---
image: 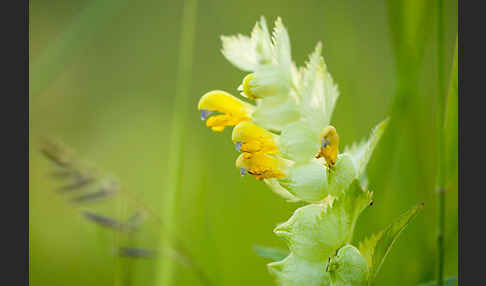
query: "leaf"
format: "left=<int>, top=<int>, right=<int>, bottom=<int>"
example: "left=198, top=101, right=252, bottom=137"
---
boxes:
left=268, top=253, right=330, bottom=286
left=263, top=178, right=301, bottom=202
left=220, top=16, right=276, bottom=71
left=280, top=121, right=320, bottom=163
left=358, top=232, right=381, bottom=272
left=298, top=45, right=340, bottom=134
left=338, top=180, right=374, bottom=240
left=220, top=34, right=258, bottom=71
left=274, top=180, right=371, bottom=261
left=253, top=245, right=289, bottom=262
left=271, top=17, right=292, bottom=81
left=417, top=276, right=458, bottom=286
left=278, top=160, right=328, bottom=202
left=273, top=198, right=349, bottom=262
left=252, top=16, right=273, bottom=64
left=345, top=118, right=389, bottom=177
left=251, top=17, right=292, bottom=98
left=252, top=95, right=300, bottom=132
left=327, top=153, right=358, bottom=196
left=299, top=42, right=322, bottom=102
left=328, top=245, right=368, bottom=286
left=359, top=203, right=424, bottom=284
left=252, top=63, right=292, bottom=97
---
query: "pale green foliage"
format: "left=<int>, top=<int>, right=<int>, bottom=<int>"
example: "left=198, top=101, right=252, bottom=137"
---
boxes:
left=268, top=253, right=331, bottom=286
left=221, top=34, right=258, bottom=71
left=252, top=18, right=292, bottom=97
left=297, top=43, right=340, bottom=135
left=222, top=17, right=292, bottom=98
left=274, top=199, right=350, bottom=262
left=278, top=161, right=328, bottom=202
left=220, top=17, right=272, bottom=71
left=252, top=95, right=300, bottom=131
left=358, top=203, right=424, bottom=284
left=328, top=245, right=368, bottom=286
left=358, top=233, right=381, bottom=272
left=278, top=119, right=388, bottom=203
left=337, top=180, right=374, bottom=237
left=327, top=154, right=358, bottom=197
left=274, top=181, right=372, bottom=262
left=280, top=122, right=320, bottom=162
left=264, top=178, right=300, bottom=203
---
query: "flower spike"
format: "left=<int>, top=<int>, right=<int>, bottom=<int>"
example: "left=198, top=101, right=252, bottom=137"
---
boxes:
left=197, top=17, right=406, bottom=286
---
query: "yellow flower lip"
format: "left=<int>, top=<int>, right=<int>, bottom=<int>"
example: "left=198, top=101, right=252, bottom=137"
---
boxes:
left=236, top=152, right=286, bottom=180
left=232, top=122, right=278, bottom=154
left=316, top=125, right=339, bottom=166
left=198, top=90, right=254, bottom=132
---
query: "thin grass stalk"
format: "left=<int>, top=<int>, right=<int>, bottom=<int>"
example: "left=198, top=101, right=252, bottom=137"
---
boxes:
left=40, top=139, right=211, bottom=285
left=436, top=1, right=446, bottom=285
left=435, top=34, right=458, bottom=286
left=156, top=1, right=198, bottom=286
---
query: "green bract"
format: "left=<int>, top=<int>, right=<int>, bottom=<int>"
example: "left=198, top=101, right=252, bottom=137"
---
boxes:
left=202, top=16, right=423, bottom=286
left=328, top=245, right=368, bottom=286
left=268, top=253, right=330, bottom=286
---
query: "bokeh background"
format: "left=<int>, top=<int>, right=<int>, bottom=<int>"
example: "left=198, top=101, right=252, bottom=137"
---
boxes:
left=29, top=0, right=458, bottom=285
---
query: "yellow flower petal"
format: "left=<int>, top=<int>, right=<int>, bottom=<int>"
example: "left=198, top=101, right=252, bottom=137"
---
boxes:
left=236, top=152, right=286, bottom=180
left=232, top=122, right=278, bottom=154
left=198, top=90, right=253, bottom=132
left=238, top=73, right=258, bottom=99
left=316, top=125, right=339, bottom=166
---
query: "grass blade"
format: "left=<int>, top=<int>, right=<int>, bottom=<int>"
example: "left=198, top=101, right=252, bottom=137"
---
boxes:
left=156, top=1, right=199, bottom=286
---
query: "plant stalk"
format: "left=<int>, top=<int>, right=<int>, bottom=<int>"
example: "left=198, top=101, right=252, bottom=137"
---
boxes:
left=156, top=0, right=198, bottom=286
left=436, top=0, right=445, bottom=285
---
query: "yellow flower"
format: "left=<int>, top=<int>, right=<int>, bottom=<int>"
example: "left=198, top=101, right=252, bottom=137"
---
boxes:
left=237, top=73, right=258, bottom=99
left=236, top=152, right=287, bottom=180
left=198, top=90, right=254, bottom=132
left=232, top=122, right=278, bottom=154
left=316, top=125, right=339, bottom=166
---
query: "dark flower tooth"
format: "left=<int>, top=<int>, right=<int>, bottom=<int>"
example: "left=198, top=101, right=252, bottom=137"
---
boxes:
left=235, top=141, right=243, bottom=152
left=81, top=211, right=122, bottom=230
left=118, top=247, right=157, bottom=259
left=200, top=109, right=212, bottom=121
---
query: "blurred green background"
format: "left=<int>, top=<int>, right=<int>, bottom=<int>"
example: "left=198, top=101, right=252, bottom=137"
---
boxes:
left=29, top=0, right=458, bottom=285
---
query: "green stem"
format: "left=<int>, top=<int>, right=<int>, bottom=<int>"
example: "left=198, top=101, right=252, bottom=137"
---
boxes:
left=436, top=1, right=445, bottom=285
left=156, top=1, right=198, bottom=286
